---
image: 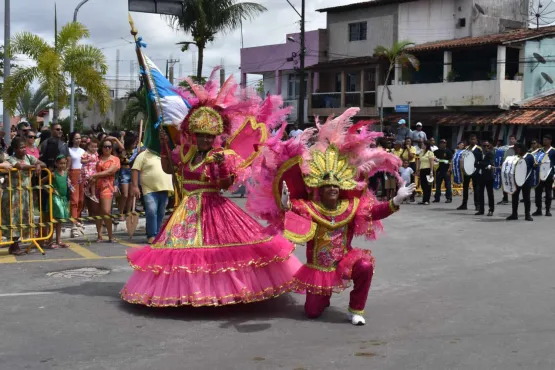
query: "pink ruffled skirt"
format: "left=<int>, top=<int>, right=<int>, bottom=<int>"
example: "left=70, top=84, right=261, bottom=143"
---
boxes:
left=121, top=192, right=302, bottom=307
left=294, top=248, right=375, bottom=296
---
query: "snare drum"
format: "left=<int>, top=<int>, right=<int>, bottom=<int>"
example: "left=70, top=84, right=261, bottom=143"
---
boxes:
left=452, top=150, right=464, bottom=184
left=461, top=150, right=476, bottom=176
left=494, top=146, right=514, bottom=189
left=502, top=155, right=522, bottom=194
left=534, top=150, right=552, bottom=181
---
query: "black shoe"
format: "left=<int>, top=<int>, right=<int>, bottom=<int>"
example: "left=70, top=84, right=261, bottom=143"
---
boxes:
left=445, top=199, right=452, bottom=204
left=487, top=211, right=493, bottom=217
left=506, top=214, right=518, bottom=220
left=497, top=200, right=508, bottom=205
left=546, top=211, right=552, bottom=217
left=475, top=211, right=484, bottom=215
left=532, top=210, right=542, bottom=216
left=418, top=202, right=425, bottom=205
left=525, top=215, right=534, bottom=221
left=432, top=200, right=440, bottom=203
left=457, top=205, right=467, bottom=210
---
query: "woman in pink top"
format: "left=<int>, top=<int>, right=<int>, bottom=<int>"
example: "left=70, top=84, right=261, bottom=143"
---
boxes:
left=25, top=130, right=40, bottom=159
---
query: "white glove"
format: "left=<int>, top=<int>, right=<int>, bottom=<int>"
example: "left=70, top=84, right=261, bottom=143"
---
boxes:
left=281, top=181, right=291, bottom=210
left=487, top=165, right=492, bottom=170
left=393, top=182, right=416, bottom=206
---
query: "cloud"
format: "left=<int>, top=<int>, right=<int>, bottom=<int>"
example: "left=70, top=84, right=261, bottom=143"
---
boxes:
left=0, top=0, right=349, bottom=83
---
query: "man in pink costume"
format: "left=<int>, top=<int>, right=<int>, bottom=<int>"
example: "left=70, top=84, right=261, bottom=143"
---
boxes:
left=247, top=108, right=415, bottom=325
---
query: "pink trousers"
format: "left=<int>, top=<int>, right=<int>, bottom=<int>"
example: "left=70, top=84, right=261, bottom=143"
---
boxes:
left=304, top=259, right=374, bottom=318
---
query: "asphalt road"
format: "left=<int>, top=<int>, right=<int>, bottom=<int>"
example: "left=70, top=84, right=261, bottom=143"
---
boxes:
left=1, top=193, right=554, bottom=370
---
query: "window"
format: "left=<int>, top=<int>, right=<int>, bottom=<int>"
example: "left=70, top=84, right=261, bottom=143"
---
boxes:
left=109, top=89, right=115, bottom=98
left=287, top=74, right=307, bottom=100
left=349, top=22, right=367, bottom=41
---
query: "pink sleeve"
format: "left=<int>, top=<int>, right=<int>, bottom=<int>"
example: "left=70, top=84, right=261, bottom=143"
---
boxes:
left=371, top=200, right=396, bottom=221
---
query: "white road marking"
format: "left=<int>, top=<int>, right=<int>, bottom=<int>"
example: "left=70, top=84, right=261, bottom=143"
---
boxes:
left=0, top=292, right=56, bottom=298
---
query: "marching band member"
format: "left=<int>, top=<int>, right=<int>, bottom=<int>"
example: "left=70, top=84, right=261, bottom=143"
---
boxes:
left=432, top=139, right=453, bottom=203
left=476, top=140, right=495, bottom=216
left=533, top=134, right=555, bottom=217
left=506, top=143, right=535, bottom=221
left=457, top=134, right=483, bottom=211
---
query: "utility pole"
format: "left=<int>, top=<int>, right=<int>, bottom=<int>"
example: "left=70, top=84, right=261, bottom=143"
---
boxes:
left=115, top=49, right=120, bottom=100
left=167, top=58, right=179, bottom=84
left=3, top=0, right=10, bottom=144
left=297, top=0, right=305, bottom=127
left=69, top=0, right=91, bottom=132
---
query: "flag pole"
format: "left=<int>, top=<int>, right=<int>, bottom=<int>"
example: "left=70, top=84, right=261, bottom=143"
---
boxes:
left=128, top=13, right=181, bottom=200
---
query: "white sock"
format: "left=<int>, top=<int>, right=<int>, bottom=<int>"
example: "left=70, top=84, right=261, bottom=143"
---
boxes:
left=347, top=311, right=366, bottom=326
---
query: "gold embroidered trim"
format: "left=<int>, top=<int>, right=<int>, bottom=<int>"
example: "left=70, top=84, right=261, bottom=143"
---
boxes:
left=181, top=188, right=220, bottom=196
left=305, top=262, right=338, bottom=272
left=348, top=307, right=364, bottom=315
left=272, top=156, right=304, bottom=208
left=181, top=145, right=196, bottom=165
left=128, top=240, right=295, bottom=273
left=120, top=280, right=296, bottom=307
left=225, top=116, right=268, bottom=169
left=304, top=145, right=358, bottom=190
left=293, top=278, right=350, bottom=295
left=311, top=199, right=349, bottom=217
left=283, top=221, right=317, bottom=244
left=388, top=199, right=399, bottom=213
left=188, top=106, right=224, bottom=136
left=150, top=236, right=274, bottom=250
left=303, top=198, right=360, bottom=229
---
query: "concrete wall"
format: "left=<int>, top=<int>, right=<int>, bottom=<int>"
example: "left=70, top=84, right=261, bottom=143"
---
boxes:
left=326, top=4, right=398, bottom=60
left=524, top=38, right=555, bottom=99
left=377, top=80, right=523, bottom=108
left=78, top=99, right=129, bottom=129
left=397, top=0, right=526, bottom=44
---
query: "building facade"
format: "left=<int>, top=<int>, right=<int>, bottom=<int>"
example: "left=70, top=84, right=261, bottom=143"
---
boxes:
left=240, top=29, right=328, bottom=123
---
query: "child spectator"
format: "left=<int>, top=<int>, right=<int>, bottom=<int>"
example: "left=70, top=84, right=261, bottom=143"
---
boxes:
left=399, top=160, right=414, bottom=204
left=43, top=155, right=71, bottom=249
left=81, top=138, right=99, bottom=203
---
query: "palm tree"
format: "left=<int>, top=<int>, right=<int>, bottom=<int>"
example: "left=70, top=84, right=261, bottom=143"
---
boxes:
left=16, top=84, right=52, bottom=127
left=121, top=88, right=148, bottom=131
left=168, top=0, right=267, bottom=81
left=374, top=40, right=420, bottom=130
left=3, top=22, right=110, bottom=124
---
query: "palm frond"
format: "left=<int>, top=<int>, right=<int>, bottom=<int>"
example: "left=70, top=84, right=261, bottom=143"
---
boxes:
left=74, top=67, right=111, bottom=113
left=10, top=32, right=50, bottom=60
left=3, top=67, right=40, bottom=114
left=216, top=3, right=267, bottom=33
left=64, top=44, right=109, bottom=76
left=57, top=22, right=90, bottom=51
left=391, top=40, right=415, bottom=55
left=398, top=53, right=420, bottom=71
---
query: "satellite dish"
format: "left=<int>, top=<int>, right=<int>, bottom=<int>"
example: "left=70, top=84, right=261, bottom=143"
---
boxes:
left=474, top=3, right=485, bottom=15
left=542, top=72, right=553, bottom=84
left=532, top=53, right=547, bottom=72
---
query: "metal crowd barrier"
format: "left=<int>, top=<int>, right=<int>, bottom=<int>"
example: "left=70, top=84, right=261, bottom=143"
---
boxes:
left=0, top=168, right=53, bottom=255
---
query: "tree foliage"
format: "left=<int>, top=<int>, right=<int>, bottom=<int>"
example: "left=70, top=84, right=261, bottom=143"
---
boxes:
left=16, top=84, right=52, bottom=127
left=121, top=88, right=148, bottom=131
left=168, top=0, right=266, bottom=80
left=3, top=22, right=111, bottom=123
left=374, top=40, right=420, bottom=129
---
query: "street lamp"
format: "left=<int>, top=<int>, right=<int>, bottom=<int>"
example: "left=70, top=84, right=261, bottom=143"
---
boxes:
left=69, top=0, right=91, bottom=132
left=3, top=0, right=10, bottom=144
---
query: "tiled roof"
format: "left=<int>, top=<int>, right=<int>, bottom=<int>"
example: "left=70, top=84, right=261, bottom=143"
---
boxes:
left=409, top=25, right=555, bottom=52
left=385, top=108, right=555, bottom=126
left=316, top=0, right=416, bottom=13
left=520, top=92, right=555, bottom=108
left=306, top=56, right=380, bottom=70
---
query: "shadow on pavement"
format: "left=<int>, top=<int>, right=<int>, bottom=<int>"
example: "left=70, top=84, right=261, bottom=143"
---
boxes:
left=43, top=281, right=348, bottom=329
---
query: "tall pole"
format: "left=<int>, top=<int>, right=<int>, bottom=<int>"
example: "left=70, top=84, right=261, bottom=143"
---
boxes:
left=3, top=0, right=10, bottom=145
left=297, top=0, right=305, bottom=126
left=69, top=0, right=90, bottom=132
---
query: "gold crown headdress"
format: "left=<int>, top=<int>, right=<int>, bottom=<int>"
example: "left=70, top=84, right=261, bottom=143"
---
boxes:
left=187, top=106, right=224, bottom=136
left=304, top=144, right=358, bottom=190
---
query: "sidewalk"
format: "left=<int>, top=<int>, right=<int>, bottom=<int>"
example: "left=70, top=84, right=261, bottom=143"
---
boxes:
left=60, top=217, right=147, bottom=240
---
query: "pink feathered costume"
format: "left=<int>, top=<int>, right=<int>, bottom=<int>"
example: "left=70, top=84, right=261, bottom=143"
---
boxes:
left=121, top=71, right=302, bottom=307
left=247, top=108, right=403, bottom=318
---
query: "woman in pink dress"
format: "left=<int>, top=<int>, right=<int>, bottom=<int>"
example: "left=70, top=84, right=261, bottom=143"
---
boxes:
left=121, top=74, right=301, bottom=307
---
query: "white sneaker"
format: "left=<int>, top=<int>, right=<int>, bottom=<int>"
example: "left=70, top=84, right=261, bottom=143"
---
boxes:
left=347, top=311, right=366, bottom=326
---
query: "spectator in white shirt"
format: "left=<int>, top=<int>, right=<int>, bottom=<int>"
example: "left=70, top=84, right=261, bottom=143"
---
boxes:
left=288, top=123, right=303, bottom=138
left=411, top=122, right=427, bottom=145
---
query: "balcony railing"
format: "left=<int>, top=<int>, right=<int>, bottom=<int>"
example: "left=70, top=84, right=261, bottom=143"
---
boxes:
left=312, top=92, right=341, bottom=108
left=345, top=92, right=360, bottom=107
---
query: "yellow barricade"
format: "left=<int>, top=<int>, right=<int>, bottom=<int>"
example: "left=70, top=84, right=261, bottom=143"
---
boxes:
left=0, top=168, right=53, bottom=255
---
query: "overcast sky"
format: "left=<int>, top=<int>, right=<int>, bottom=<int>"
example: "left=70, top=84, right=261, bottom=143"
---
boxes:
left=1, top=0, right=359, bottom=87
